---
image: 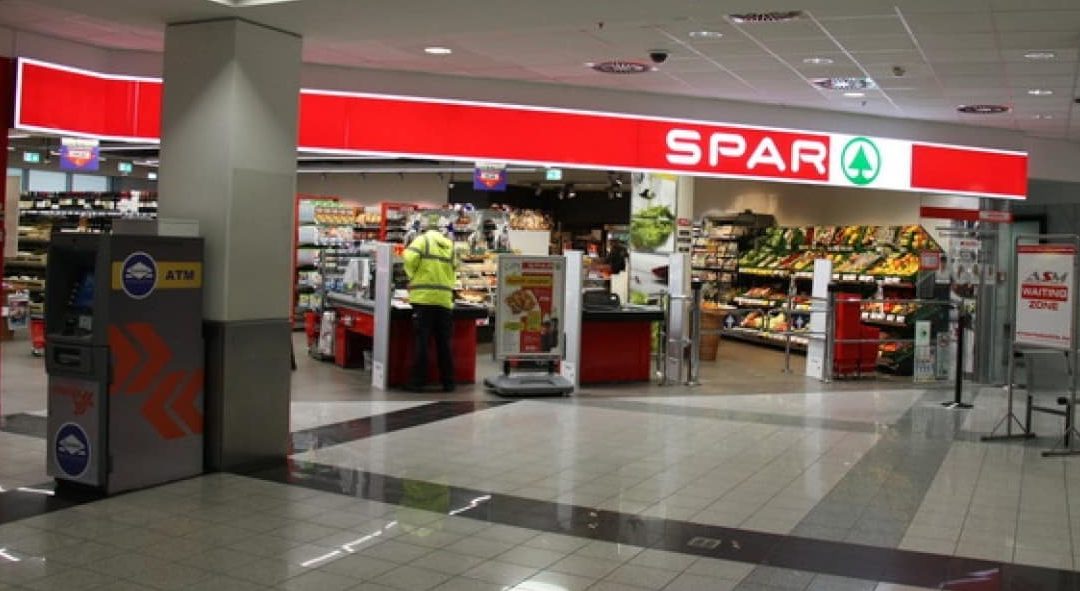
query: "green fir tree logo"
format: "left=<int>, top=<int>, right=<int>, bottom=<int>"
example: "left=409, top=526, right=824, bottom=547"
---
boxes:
left=841, top=137, right=881, bottom=186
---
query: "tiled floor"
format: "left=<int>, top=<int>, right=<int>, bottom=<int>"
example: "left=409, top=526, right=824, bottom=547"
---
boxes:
left=1, top=332, right=1079, bottom=589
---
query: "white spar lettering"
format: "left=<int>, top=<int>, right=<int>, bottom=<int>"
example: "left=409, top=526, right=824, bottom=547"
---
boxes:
left=665, top=129, right=827, bottom=174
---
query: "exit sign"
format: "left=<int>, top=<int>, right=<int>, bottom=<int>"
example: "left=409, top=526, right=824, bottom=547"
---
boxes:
left=22, top=151, right=41, bottom=164
left=545, top=168, right=563, bottom=181
left=118, top=162, right=133, bottom=174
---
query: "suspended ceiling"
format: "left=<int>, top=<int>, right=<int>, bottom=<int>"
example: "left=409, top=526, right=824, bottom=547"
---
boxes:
left=0, top=0, right=1079, bottom=140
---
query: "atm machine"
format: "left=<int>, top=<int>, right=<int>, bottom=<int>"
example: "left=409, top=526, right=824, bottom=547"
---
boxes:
left=45, top=233, right=204, bottom=493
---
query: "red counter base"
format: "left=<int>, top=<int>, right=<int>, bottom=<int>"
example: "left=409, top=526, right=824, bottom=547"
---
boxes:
left=331, top=306, right=478, bottom=386
left=388, top=317, right=478, bottom=387
left=580, top=320, right=652, bottom=384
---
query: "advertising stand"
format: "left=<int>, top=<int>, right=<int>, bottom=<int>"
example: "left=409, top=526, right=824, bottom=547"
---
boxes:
left=984, top=235, right=1080, bottom=457
left=485, top=255, right=573, bottom=396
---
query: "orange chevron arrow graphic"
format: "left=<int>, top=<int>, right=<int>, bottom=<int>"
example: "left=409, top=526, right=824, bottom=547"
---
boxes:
left=126, top=323, right=172, bottom=394
left=141, top=370, right=185, bottom=439
left=108, top=325, right=141, bottom=395
left=172, top=369, right=203, bottom=435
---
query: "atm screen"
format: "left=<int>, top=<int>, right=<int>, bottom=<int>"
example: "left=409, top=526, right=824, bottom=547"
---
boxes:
left=71, top=270, right=95, bottom=310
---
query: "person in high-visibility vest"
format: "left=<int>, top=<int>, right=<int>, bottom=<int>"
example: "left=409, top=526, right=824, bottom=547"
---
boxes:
left=402, top=216, right=458, bottom=392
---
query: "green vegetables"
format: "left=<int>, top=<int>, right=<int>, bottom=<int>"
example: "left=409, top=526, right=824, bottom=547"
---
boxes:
left=630, top=205, right=675, bottom=250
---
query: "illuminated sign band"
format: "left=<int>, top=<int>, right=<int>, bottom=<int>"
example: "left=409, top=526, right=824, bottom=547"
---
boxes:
left=14, top=58, right=1027, bottom=199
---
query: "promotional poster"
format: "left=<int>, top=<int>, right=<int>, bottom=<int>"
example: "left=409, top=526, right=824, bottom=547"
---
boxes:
left=497, top=256, right=564, bottom=357
left=1015, top=244, right=1076, bottom=350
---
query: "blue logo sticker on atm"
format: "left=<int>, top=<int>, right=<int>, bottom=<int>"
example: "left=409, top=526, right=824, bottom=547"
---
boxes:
left=55, top=422, right=90, bottom=478
left=119, top=251, right=157, bottom=299
left=112, top=253, right=201, bottom=296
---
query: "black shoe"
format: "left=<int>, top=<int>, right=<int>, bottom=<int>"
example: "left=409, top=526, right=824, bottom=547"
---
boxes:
left=441, top=383, right=456, bottom=393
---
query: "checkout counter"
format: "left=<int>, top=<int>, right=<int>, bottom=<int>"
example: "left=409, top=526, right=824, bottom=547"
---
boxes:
left=328, top=292, right=487, bottom=387
left=579, top=305, right=663, bottom=383
left=316, top=247, right=662, bottom=389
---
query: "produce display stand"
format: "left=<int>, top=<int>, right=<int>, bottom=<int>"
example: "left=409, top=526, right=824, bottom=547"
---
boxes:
left=484, top=255, right=573, bottom=396
left=984, top=234, right=1080, bottom=457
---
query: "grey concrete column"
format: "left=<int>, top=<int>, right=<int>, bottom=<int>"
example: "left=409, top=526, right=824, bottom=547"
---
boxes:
left=158, top=18, right=300, bottom=470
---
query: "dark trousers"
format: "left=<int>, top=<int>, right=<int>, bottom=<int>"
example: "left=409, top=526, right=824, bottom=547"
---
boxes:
left=410, top=304, right=454, bottom=388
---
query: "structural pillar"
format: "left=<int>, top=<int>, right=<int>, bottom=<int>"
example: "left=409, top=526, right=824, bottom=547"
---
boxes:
left=158, top=19, right=301, bottom=470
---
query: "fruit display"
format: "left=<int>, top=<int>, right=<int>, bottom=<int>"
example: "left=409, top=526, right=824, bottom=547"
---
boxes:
left=834, top=252, right=881, bottom=274
left=866, top=253, right=919, bottom=278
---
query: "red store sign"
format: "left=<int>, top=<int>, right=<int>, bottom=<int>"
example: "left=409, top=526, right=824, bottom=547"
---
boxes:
left=14, top=58, right=1028, bottom=199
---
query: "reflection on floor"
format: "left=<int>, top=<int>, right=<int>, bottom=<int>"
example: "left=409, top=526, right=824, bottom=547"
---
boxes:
left=2, top=331, right=1079, bottom=589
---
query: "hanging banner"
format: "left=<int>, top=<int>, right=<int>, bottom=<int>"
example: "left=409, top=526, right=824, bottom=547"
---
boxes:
left=496, top=256, right=565, bottom=358
left=59, top=137, right=99, bottom=171
left=1015, top=244, right=1076, bottom=350
left=473, top=162, right=507, bottom=191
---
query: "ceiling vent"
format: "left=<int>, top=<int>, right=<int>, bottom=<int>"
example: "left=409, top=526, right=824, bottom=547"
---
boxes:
left=957, top=104, right=1011, bottom=114
left=590, top=60, right=653, bottom=74
left=729, top=11, right=805, bottom=23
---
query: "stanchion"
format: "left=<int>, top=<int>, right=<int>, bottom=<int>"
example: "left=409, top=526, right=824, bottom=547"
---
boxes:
left=687, top=280, right=703, bottom=386
left=943, top=312, right=973, bottom=410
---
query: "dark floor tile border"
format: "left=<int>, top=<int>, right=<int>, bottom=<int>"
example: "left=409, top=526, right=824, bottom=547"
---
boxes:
left=288, top=400, right=516, bottom=453
left=557, top=398, right=886, bottom=433
left=0, top=413, right=47, bottom=439
left=0, top=401, right=514, bottom=527
left=238, top=459, right=1079, bottom=591
left=0, top=482, right=102, bottom=527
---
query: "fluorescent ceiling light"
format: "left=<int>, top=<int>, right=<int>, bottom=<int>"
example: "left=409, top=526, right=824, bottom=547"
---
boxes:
left=843, top=92, right=865, bottom=98
left=424, top=47, right=453, bottom=55
left=1027, top=89, right=1053, bottom=96
left=1024, top=51, right=1056, bottom=60
left=1034, top=113, right=1054, bottom=119
left=803, top=57, right=834, bottom=65
left=689, top=31, right=724, bottom=39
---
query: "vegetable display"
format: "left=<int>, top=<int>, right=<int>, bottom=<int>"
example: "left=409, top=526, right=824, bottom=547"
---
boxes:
left=630, top=205, right=675, bottom=251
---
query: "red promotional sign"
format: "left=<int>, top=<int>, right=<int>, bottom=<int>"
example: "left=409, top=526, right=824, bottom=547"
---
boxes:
left=920, top=206, right=1014, bottom=223
left=14, top=58, right=1028, bottom=199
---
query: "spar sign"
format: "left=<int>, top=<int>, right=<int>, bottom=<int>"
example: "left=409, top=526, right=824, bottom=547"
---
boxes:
left=1015, top=244, right=1077, bottom=349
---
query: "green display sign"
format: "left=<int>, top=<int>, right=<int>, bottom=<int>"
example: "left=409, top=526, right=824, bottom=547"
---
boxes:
left=22, top=151, right=41, bottom=164
left=118, top=162, right=133, bottom=174
left=545, top=168, right=563, bottom=181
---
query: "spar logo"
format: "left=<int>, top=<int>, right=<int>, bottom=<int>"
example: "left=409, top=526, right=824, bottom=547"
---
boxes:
left=664, top=129, right=828, bottom=176
left=841, top=137, right=881, bottom=186
left=1022, top=270, right=1069, bottom=309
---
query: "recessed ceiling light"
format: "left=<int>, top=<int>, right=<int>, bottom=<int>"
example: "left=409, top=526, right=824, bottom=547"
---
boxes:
left=729, top=11, right=805, bottom=23
left=811, top=77, right=876, bottom=91
left=689, top=31, right=724, bottom=39
left=1034, top=113, right=1054, bottom=119
left=957, top=104, right=1011, bottom=114
left=803, top=57, right=834, bottom=65
left=423, top=46, right=452, bottom=55
left=843, top=92, right=865, bottom=98
left=1024, top=51, right=1056, bottom=60
left=1027, top=88, right=1053, bottom=96
left=590, top=60, right=653, bottom=74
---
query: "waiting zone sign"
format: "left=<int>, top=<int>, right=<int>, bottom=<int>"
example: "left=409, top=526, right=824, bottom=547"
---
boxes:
left=14, top=57, right=1027, bottom=199
left=1015, top=244, right=1077, bottom=350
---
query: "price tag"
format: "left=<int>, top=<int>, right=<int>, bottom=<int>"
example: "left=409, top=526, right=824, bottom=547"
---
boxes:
left=895, top=315, right=906, bottom=324
left=872, top=313, right=885, bottom=320
left=842, top=274, right=857, bottom=281
left=886, top=314, right=897, bottom=322
left=859, top=275, right=874, bottom=282
left=884, top=277, right=900, bottom=284
left=831, top=273, right=840, bottom=280
left=861, top=312, right=870, bottom=320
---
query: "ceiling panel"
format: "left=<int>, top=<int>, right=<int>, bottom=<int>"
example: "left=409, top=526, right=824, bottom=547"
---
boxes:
left=831, top=35, right=917, bottom=52
left=993, top=10, right=1080, bottom=31
left=815, top=15, right=911, bottom=37
left=901, top=11, right=996, bottom=33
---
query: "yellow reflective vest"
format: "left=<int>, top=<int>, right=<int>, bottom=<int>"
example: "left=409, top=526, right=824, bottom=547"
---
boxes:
left=403, top=230, right=457, bottom=309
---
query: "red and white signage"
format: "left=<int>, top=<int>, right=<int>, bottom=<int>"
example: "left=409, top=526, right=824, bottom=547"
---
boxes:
left=920, top=206, right=1014, bottom=223
left=14, top=57, right=1028, bottom=199
left=1015, top=244, right=1076, bottom=349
